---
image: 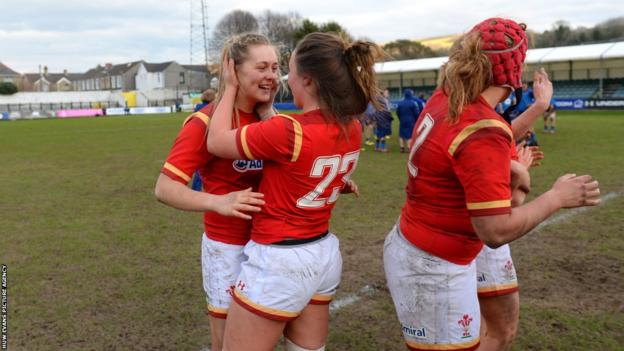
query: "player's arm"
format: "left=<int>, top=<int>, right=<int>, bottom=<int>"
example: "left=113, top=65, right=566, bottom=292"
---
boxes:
left=154, top=174, right=264, bottom=220
left=207, top=58, right=243, bottom=159
left=472, top=174, right=600, bottom=248
left=510, top=160, right=530, bottom=207
left=511, top=68, right=552, bottom=139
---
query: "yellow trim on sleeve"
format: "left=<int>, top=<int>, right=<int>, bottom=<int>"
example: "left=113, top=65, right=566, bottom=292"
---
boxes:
left=448, top=119, right=512, bottom=156
left=163, top=162, right=192, bottom=182
left=240, top=125, right=256, bottom=160
left=466, top=199, right=511, bottom=210
left=182, top=112, right=211, bottom=126
left=406, top=338, right=480, bottom=350
left=275, top=114, right=303, bottom=162
left=234, top=290, right=299, bottom=319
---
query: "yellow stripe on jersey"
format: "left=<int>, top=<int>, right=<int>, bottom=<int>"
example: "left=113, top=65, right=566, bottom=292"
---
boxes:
left=406, top=338, right=480, bottom=350
left=275, top=114, right=303, bottom=162
left=195, top=111, right=210, bottom=124
left=466, top=199, right=511, bottom=210
left=447, top=119, right=512, bottom=156
left=234, top=290, right=299, bottom=319
left=163, top=162, right=192, bottom=182
left=182, top=112, right=211, bottom=126
left=240, top=125, right=256, bottom=160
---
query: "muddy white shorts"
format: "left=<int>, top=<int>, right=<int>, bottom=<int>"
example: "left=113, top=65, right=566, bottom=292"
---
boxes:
left=475, top=244, right=518, bottom=298
left=201, top=234, right=246, bottom=319
left=232, top=233, right=342, bottom=321
left=384, top=225, right=480, bottom=351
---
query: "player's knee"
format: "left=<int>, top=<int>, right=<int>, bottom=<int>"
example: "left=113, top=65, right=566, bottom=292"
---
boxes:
left=285, top=338, right=325, bottom=351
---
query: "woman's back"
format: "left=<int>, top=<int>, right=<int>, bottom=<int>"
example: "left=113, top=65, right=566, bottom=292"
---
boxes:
left=237, top=110, right=362, bottom=244
left=400, top=89, right=514, bottom=265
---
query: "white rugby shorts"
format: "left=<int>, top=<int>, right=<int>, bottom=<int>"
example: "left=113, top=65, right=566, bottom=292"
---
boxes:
left=384, top=225, right=480, bottom=351
left=201, top=234, right=246, bottom=319
left=232, top=233, right=342, bottom=321
left=476, top=244, right=518, bottom=297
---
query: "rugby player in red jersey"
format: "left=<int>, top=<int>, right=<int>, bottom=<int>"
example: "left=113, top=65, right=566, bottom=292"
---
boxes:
left=207, top=32, right=383, bottom=351
left=154, top=33, right=279, bottom=351
left=383, top=18, right=600, bottom=351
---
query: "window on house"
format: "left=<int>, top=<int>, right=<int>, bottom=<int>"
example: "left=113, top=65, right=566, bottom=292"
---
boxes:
left=179, top=72, right=185, bottom=84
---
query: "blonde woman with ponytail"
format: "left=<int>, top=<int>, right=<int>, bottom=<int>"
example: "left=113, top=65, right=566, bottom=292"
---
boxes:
left=207, top=32, right=383, bottom=351
left=384, top=18, right=600, bottom=351
left=154, top=33, right=280, bottom=351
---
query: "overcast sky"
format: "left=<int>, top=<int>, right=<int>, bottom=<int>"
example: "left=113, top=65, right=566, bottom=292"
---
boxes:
left=0, top=0, right=621, bottom=73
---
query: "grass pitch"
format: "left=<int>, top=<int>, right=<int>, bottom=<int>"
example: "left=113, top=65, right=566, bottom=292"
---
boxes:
left=0, top=110, right=622, bottom=350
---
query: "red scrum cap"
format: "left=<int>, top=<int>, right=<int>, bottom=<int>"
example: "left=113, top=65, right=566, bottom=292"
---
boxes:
left=471, top=18, right=528, bottom=89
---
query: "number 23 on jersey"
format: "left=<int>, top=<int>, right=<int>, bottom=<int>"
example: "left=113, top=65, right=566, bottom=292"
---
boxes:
left=297, top=151, right=360, bottom=209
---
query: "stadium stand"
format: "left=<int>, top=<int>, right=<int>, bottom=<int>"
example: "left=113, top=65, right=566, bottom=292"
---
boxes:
left=376, top=41, right=624, bottom=103
left=552, top=80, right=600, bottom=99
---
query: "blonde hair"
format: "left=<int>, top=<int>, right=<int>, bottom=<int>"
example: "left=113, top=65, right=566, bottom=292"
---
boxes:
left=294, top=32, right=385, bottom=125
left=437, top=31, right=492, bottom=123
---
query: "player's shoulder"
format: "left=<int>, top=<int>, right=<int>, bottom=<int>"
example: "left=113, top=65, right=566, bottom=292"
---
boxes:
left=183, top=102, right=215, bottom=127
left=447, top=109, right=512, bottom=156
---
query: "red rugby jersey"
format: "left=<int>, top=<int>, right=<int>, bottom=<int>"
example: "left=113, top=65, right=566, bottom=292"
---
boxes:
left=235, top=110, right=362, bottom=244
left=400, top=90, right=514, bottom=265
left=161, top=103, right=263, bottom=245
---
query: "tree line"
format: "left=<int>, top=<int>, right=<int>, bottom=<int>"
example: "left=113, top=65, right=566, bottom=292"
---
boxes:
left=211, top=11, right=624, bottom=63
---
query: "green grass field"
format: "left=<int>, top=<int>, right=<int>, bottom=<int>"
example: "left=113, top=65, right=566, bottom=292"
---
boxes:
left=1, top=110, right=622, bottom=350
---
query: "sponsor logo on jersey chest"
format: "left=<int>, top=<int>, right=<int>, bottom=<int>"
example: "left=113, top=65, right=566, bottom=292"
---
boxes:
left=233, top=160, right=263, bottom=172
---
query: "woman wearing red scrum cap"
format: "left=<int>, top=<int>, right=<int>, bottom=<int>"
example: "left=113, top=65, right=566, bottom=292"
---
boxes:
left=154, top=33, right=280, bottom=351
left=383, top=18, right=600, bottom=351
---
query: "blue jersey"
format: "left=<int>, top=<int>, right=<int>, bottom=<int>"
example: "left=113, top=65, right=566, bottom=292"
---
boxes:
left=516, top=88, right=535, bottom=114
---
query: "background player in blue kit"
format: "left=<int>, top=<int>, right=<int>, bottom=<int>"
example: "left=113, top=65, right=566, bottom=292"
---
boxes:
left=396, top=89, right=421, bottom=153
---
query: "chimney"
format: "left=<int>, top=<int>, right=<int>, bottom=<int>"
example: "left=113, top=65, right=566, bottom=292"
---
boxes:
left=105, top=63, right=113, bottom=70
left=63, top=69, right=68, bottom=76
left=43, top=65, right=48, bottom=75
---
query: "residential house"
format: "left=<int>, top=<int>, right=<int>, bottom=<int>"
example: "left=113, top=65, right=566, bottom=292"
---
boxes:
left=22, top=67, right=84, bottom=92
left=73, top=61, right=142, bottom=92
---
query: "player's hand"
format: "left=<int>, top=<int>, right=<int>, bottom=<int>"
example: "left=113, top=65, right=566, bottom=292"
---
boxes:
left=532, top=68, right=553, bottom=110
left=341, top=179, right=360, bottom=197
left=550, top=174, right=601, bottom=208
left=516, top=143, right=534, bottom=170
left=214, top=187, right=265, bottom=220
left=527, top=145, right=544, bottom=167
left=223, top=57, right=239, bottom=91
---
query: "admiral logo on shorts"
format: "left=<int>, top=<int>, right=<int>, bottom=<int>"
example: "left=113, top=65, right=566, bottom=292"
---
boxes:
left=232, top=159, right=263, bottom=172
left=402, top=325, right=427, bottom=340
left=477, top=273, right=486, bottom=283
left=458, top=314, right=473, bottom=339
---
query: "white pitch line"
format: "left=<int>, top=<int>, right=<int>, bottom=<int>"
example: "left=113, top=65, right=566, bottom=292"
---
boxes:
left=532, top=192, right=620, bottom=232
left=330, top=285, right=376, bottom=313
